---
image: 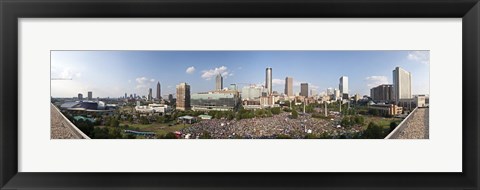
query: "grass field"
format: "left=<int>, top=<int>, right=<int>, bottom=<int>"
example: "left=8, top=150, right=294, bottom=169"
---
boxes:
left=363, top=115, right=403, bottom=130
left=121, top=122, right=191, bottom=136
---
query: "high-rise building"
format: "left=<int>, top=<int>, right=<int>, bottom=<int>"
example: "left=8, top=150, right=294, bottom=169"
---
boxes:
left=125, top=93, right=127, bottom=99
left=87, top=91, right=92, bottom=100
left=334, top=88, right=340, bottom=100
left=229, top=84, right=237, bottom=91
left=176, top=82, right=191, bottom=110
left=241, top=85, right=264, bottom=100
left=370, top=84, right=394, bottom=103
left=300, top=83, right=308, bottom=97
left=168, top=94, right=174, bottom=102
left=310, top=89, right=318, bottom=97
left=216, top=74, right=223, bottom=90
left=265, top=67, right=272, bottom=95
left=78, top=93, right=83, bottom=100
left=339, top=76, right=349, bottom=99
left=285, top=77, right=293, bottom=96
left=326, top=88, right=334, bottom=96
left=393, top=67, right=412, bottom=102
left=148, top=88, right=153, bottom=101
left=156, top=82, right=161, bottom=100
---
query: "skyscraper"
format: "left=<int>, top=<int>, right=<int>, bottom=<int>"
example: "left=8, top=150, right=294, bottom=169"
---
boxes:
left=393, top=67, right=412, bottom=102
left=339, top=76, right=349, bottom=99
left=326, top=88, right=334, bottom=96
left=285, top=77, right=293, bottom=96
left=156, top=81, right=161, bottom=100
left=300, top=83, right=308, bottom=97
left=310, top=89, right=318, bottom=97
left=216, top=74, right=223, bottom=90
left=78, top=93, right=83, bottom=100
left=87, top=91, right=92, bottom=100
left=176, top=82, right=191, bottom=110
left=370, top=84, right=394, bottom=102
left=125, top=93, right=127, bottom=99
left=265, top=67, right=272, bottom=95
left=148, top=88, right=153, bottom=101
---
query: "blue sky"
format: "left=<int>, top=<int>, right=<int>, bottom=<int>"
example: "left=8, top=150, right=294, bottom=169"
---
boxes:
left=51, top=50, right=429, bottom=98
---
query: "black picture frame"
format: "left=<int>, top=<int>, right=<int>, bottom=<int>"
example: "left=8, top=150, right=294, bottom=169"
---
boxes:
left=1, top=0, right=479, bottom=189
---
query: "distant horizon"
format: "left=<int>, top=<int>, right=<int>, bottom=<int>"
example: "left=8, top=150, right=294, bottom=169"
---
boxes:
left=51, top=50, right=430, bottom=98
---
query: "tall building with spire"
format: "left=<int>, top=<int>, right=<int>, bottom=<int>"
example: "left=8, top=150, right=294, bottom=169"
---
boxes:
left=216, top=74, right=223, bottom=90
left=285, top=77, right=293, bottom=96
left=265, top=67, right=272, bottom=95
left=156, top=81, right=161, bottom=100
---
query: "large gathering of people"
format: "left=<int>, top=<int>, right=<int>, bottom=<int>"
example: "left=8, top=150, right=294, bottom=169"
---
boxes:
left=181, top=112, right=364, bottom=139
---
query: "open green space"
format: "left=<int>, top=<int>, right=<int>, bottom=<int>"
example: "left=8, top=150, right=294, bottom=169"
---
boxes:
left=121, top=122, right=191, bottom=136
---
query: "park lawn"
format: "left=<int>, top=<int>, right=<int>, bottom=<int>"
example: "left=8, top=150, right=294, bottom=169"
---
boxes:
left=124, top=122, right=191, bottom=136
left=362, top=116, right=403, bottom=130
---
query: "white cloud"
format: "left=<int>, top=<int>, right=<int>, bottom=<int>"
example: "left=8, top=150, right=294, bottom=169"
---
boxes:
left=201, top=66, right=230, bottom=80
left=186, top=66, right=196, bottom=74
left=407, top=51, right=429, bottom=64
left=135, top=77, right=155, bottom=92
left=52, top=67, right=81, bottom=79
left=272, top=78, right=285, bottom=86
left=365, top=76, right=389, bottom=88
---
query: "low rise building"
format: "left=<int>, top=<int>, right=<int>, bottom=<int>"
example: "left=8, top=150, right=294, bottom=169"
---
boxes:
left=369, top=104, right=403, bottom=116
left=191, top=90, right=240, bottom=111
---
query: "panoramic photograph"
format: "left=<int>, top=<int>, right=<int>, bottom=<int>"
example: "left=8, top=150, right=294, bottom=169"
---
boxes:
left=50, top=50, right=429, bottom=139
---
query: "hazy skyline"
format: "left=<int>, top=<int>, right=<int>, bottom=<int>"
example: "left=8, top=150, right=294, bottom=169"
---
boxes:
left=51, top=50, right=430, bottom=98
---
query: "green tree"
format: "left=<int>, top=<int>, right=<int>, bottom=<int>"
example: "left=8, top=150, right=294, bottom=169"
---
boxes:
left=341, top=117, right=351, bottom=127
left=304, top=134, right=318, bottom=139
left=276, top=134, right=292, bottom=139
left=271, top=107, right=281, bottom=115
left=389, top=121, right=398, bottom=132
left=163, top=132, right=178, bottom=139
left=110, top=118, right=119, bottom=128
left=199, top=131, right=212, bottom=139
left=362, top=122, right=385, bottom=139
left=156, top=116, right=166, bottom=123
left=291, top=110, right=299, bottom=119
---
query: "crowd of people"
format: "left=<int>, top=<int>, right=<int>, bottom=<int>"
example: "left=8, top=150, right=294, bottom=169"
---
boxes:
left=180, top=112, right=363, bottom=139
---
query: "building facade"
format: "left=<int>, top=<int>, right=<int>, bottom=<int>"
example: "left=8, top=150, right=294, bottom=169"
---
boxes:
left=148, top=88, right=153, bottom=101
left=87, top=91, right=92, bottom=100
left=176, top=82, right=191, bottom=110
left=241, top=85, right=264, bottom=100
left=229, top=84, right=237, bottom=91
left=265, top=67, right=272, bottom=95
left=300, top=83, right=308, bottom=97
left=191, top=91, right=240, bottom=111
left=370, top=84, right=394, bottom=103
left=78, top=93, right=83, bottom=100
left=284, top=77, right=293, bottom=97
left=339, top=76, right=348, bottom=98
left=156, top=82, right=161, bottom=100
left=393, top=67, right=412, bottom=102
left=216, top=74, right=223, bottom=91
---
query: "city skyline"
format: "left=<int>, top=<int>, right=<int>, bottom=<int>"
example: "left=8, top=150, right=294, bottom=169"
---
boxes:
left=51, top=50, right=430, bottom=98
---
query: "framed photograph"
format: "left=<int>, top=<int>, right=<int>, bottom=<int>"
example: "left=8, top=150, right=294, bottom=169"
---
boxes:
left=1, top=0, right=479, bottom=189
